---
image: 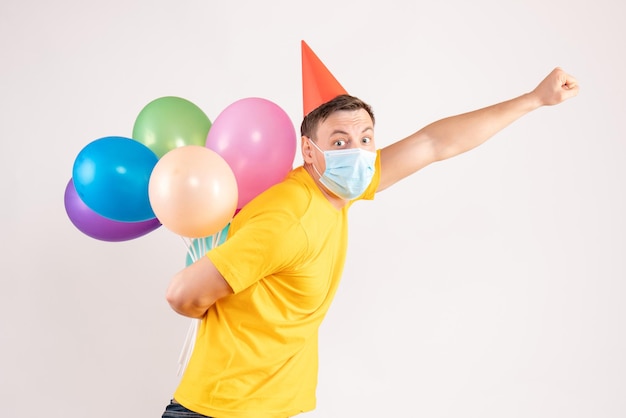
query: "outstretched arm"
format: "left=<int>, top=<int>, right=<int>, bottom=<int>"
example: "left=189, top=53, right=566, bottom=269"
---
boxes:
left=378, top=67, right=579, bottom=191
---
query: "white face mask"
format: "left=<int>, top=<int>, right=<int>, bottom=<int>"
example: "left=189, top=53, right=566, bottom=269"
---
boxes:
left=309, top=139, right=377, bottom=200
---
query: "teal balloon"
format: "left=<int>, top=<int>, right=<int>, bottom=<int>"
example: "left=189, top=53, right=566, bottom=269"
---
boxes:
left=185, top=223, right=230, bottom=266
left=133, top=96, right=212, bottom=158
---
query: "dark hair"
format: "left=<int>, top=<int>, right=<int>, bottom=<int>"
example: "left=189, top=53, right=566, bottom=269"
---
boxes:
left=300, top=94, right=375, bottom=139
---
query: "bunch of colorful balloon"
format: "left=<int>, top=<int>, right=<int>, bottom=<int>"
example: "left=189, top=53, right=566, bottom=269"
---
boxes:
left=66, top=95, right=296, bottom=375
left=65, top=96, right=297, bottom=248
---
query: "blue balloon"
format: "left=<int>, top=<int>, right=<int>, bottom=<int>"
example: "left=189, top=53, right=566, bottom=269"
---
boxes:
left=72, top=136, right=158, bottom=222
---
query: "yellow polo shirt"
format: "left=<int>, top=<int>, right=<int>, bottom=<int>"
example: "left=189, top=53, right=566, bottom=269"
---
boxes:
left=174, top=154, right=381, bottom=417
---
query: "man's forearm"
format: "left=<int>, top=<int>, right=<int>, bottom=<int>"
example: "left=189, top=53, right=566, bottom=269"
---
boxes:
left=423, top=92, right=542, bottom=163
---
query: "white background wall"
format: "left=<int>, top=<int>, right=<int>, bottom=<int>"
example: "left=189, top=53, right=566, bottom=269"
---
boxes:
left=2, top=0, right=625, bottom=417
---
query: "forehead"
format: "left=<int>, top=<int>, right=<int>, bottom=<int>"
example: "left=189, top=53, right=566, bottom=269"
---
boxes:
left=316, top=108, right=374, bottom=137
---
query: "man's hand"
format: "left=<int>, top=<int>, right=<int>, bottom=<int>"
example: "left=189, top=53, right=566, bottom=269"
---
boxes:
left=532, top=67, right=580, bottom=107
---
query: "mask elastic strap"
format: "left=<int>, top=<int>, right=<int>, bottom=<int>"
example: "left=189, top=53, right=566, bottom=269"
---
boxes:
left=308, top=138, right=324, bottom=154
left=307, top=138, right=325, bottom=179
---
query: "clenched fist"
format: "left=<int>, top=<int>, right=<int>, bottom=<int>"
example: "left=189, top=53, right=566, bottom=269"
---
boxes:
left=532, top=67, right=579, bottom=106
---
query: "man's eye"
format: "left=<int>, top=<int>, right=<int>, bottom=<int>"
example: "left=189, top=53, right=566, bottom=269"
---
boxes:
left=334, top=139, right=346, bottom=147
left=361, top=137, right=371, bottom=144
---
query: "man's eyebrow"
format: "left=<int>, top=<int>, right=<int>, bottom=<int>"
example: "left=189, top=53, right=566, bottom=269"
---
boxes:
left=329, top=127, right=374, bottom=136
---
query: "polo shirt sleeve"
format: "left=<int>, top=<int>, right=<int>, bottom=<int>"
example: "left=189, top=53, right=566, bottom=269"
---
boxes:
left=206, top=212, right=309, bottom=294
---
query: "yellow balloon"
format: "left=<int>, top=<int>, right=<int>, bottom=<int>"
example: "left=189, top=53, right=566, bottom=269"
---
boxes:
left=148, top=146, right=238, bottom=238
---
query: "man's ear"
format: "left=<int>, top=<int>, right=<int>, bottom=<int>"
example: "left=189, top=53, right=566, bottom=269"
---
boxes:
left=301, top=136, right=314, bottom=162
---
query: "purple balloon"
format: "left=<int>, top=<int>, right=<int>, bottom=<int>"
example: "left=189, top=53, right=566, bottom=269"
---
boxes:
left=206, top=97, right=296, bottom=209
left=64, top=178, right=161, bottom=242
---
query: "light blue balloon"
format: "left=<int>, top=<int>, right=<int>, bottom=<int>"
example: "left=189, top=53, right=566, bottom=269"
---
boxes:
left=72, top=136, right=158, bottom=222
left=185, top=223, right=230, bottom=266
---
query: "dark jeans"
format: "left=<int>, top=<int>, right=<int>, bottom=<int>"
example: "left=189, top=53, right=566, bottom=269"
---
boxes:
left=161, top=399, right=213, bottom=418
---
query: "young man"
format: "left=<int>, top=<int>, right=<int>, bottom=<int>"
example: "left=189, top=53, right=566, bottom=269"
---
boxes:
left=162, top=42, right=579, bottom=417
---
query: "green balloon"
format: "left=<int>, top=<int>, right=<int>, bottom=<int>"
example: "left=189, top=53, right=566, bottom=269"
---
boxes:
left=132, top=96, right=212, bottom=158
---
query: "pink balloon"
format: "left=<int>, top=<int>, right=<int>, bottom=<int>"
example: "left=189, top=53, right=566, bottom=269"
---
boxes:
left=148, top=146, right=238, bottom=238
left=206, top=97, right=296, bottom=208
